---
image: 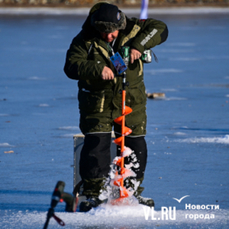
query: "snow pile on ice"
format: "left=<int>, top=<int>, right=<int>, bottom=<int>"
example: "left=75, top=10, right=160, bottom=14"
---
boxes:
left=0, top=143, right=14, bottom=147
left=175, top=135, right=229, bottom=144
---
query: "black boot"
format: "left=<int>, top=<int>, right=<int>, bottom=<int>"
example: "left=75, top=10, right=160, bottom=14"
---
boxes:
left=79, top=196, right=103, bottom=212
left=136, top=195, right=154, bottom=207
left=133, top=178, right=155, bottom=207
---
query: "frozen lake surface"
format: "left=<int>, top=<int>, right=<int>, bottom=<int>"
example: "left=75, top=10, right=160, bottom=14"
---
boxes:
left=0, top=8, right=229, bottom=228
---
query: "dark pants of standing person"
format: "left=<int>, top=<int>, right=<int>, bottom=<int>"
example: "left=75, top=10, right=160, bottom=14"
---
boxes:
left=79, top=132, right=147, bottom=197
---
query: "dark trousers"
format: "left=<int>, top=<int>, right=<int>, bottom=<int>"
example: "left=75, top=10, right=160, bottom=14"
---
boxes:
left=79, top=132, right=147, bottom=196
left=80, top=133, right=112, bottom=179
left=116, top=134, right=148, bottom=179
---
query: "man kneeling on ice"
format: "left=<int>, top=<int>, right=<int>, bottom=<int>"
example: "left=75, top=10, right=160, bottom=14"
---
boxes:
left=64, top=2, right=168, bottom=212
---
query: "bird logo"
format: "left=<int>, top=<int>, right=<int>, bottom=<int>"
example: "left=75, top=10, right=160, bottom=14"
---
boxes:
left=173, top=195, right=190, bottom=203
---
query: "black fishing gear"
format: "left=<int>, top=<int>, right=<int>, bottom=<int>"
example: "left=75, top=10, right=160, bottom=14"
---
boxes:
left=43, top=181, right=78, bottom=229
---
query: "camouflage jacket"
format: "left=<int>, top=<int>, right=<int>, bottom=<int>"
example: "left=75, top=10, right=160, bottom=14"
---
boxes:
left=64, top=4, right=168, bottom=135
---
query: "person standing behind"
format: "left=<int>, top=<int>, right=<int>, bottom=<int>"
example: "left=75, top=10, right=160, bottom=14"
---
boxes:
left=64, top=2, right=168, bottom=212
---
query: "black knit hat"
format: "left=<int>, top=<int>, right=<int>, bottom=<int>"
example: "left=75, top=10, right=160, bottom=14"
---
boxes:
left=91, top=3, right=126, bottom=33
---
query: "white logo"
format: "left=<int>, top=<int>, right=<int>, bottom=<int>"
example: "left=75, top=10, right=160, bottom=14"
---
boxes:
left=173, top=195, right=190, bottom=203
left=140, top=29, right=158, bottom=46
left=142, top=195, right=220, bottom=222
left=143, top=206, right=176, bottom=221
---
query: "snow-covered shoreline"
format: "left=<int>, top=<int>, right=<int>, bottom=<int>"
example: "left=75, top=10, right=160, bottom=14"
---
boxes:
left=0, top=6, right=229, bottom=15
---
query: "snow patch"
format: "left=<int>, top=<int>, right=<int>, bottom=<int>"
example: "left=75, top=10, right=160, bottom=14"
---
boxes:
left=161, top=88, right=177, bottom=92
left=161, top=48, right=194, bottom=53
left=175, top=135, right=229, bottom=144
left=0, top=143, right=14, bottom=147
left=59, top=133, right=76, bottom=138
left=167, top=42, right=196, bottom=47
left=145, top=69, right=183, bottom=75
left=165, top=97, right=187, bottom=101
left=174, top=132, right=186, bottom=136
left=169, top=57, right=201, bottom=61
left=39, top=104, right=50, bottom=107
left=58, top=126, right=79, bottom=130
left=28, top=76, right=46, bottom=80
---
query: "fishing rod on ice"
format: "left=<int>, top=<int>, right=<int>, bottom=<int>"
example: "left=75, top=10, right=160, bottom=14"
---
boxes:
left=43, top=181, right=78, bottom=229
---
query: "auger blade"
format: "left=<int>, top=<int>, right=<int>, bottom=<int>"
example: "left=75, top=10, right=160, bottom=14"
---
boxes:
left=123, top=126, right=132, bottom=136
left=124, top=106, right=132, bottom=116
left=112, top=81, right=133, bottom=205
left=113, top=178, right=122, bottom=187
left=113, top=172, right=123, bottom=187
left=114, top=116, right=123, bottom=125
left=113, top=136, right=124, bottom=146
left=120, top=167, right=133, bottom=179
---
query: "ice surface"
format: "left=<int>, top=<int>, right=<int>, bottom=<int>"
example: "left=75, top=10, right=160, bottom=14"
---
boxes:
left=0, top=8, right=229, bottom=229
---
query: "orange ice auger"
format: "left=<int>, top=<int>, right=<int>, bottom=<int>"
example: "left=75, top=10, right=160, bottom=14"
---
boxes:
left=112, top=72, right=133, bottom=204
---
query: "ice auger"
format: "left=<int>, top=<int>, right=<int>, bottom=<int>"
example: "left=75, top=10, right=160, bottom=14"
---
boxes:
left=112, top=72, right=133, bottom=204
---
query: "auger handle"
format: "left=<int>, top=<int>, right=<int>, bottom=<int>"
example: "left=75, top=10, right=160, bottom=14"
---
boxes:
left=115, top=72, right=127, bottom=90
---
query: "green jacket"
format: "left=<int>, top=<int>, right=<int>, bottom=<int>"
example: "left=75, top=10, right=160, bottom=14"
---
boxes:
left=64, top=5, right=168, bottom=135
